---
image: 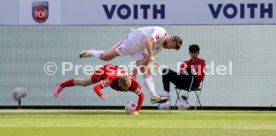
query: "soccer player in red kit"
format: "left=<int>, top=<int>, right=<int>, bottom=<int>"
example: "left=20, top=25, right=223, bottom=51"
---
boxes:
left=53, top=64, right=144, bottom=115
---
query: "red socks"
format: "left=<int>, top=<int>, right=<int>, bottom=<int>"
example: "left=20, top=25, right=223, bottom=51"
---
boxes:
left=60, top=79, right=74, bottom=88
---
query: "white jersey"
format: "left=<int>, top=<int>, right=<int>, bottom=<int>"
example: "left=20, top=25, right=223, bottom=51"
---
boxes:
left=127, top=26, right=168, bottom=55
left=113, top=26, right=169, bottom=61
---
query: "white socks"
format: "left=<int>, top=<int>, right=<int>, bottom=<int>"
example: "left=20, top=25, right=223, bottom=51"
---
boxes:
left=143, top=76, right=157, bottom=98
left=91, top=50, right=104, bottom=58
left=180, top=90, right=189, bottom=99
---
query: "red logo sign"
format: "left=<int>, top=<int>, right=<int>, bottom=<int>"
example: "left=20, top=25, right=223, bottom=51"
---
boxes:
left=32, top=1, right=49, bottom=23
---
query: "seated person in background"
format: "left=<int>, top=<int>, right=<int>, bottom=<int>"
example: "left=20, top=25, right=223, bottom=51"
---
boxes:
left=161, top=44, right=205, bottom=106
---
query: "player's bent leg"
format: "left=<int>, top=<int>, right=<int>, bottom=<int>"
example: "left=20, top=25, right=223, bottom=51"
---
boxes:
left=100, top=49, right=119, bottom=61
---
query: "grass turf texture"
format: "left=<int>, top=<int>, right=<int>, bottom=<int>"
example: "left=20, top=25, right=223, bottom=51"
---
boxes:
left=0, top=110, right=276, bottom=136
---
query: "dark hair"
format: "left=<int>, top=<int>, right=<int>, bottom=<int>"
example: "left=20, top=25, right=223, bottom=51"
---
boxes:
left=189, top=44, right=200, bottom=53
left=173, top=35, right=182, bottom=50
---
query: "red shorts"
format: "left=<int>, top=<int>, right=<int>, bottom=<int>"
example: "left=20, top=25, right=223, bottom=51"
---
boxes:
left=90, top=64, right=121, bottom=83
left=90, top=69, right=107, bottom=83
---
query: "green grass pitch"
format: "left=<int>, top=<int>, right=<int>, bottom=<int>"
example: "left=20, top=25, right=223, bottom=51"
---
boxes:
left=1, top=110, right=276, bottom=136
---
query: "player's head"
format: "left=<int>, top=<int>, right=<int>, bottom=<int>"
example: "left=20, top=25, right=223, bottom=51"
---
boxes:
left=163, top=35, right=182, bottom=50
left=189, top=44, right=200, bottom=59
left=118, top=75, right=131, bottom=91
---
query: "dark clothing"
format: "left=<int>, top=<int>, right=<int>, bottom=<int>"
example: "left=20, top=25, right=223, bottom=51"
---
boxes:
left=162, top=68, right=196, bottom=92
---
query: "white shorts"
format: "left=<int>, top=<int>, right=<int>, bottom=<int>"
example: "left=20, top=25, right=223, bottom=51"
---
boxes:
left=113, top=36, right=146, bottom=61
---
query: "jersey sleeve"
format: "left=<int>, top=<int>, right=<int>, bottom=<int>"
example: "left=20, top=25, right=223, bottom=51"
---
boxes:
left=196, top=60, right=206, bottom=80
left=129, top=79, right=144, bottom=112
left=93, top=78, right=110, bottom=97
left=180, top=61, right=189, bottom=74
left=151, top=27, right=168, bottom=43
left=130, top=79, right=142, bottom=95
left=151, top=30, right=160, bottom=43
left=135, top=92, right=144, bottom=112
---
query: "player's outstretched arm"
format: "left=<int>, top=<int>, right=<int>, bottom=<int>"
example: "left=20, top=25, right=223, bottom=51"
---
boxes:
left=93, top=82, right=111, bottom=100
left=132, top=91, right=144, bottom=115
left=145, top=37, right=154, bottom=58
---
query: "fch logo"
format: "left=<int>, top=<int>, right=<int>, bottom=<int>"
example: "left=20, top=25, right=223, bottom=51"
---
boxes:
left=32, top=1, right=49, bottom=23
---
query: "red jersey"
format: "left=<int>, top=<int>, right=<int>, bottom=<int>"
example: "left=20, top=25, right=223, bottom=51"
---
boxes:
left=91, top=64, right=126, bottom=82
left=180, top=58, right=206, bottom=87
left=92, top=64, right=144, bottom=112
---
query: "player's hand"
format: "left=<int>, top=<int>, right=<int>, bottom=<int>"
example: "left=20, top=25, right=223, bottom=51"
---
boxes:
left=150, top=56, right=155, bottom=62
left=131, top=111, right=139, bottom=116
left=101, top=95, right=110, bottom=100
left=153, top=60, right=159, bottom=68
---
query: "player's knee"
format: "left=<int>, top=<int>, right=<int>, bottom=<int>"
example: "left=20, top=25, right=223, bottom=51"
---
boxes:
left=77, top=79, right=88, bottom=87
left=81, top=82, right=88, bottom=87
left=100, top=56, right=111, bottom=61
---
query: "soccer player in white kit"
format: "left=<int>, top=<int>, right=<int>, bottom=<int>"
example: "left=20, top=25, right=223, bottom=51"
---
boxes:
left=79, top=26, right=183, bottom=104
